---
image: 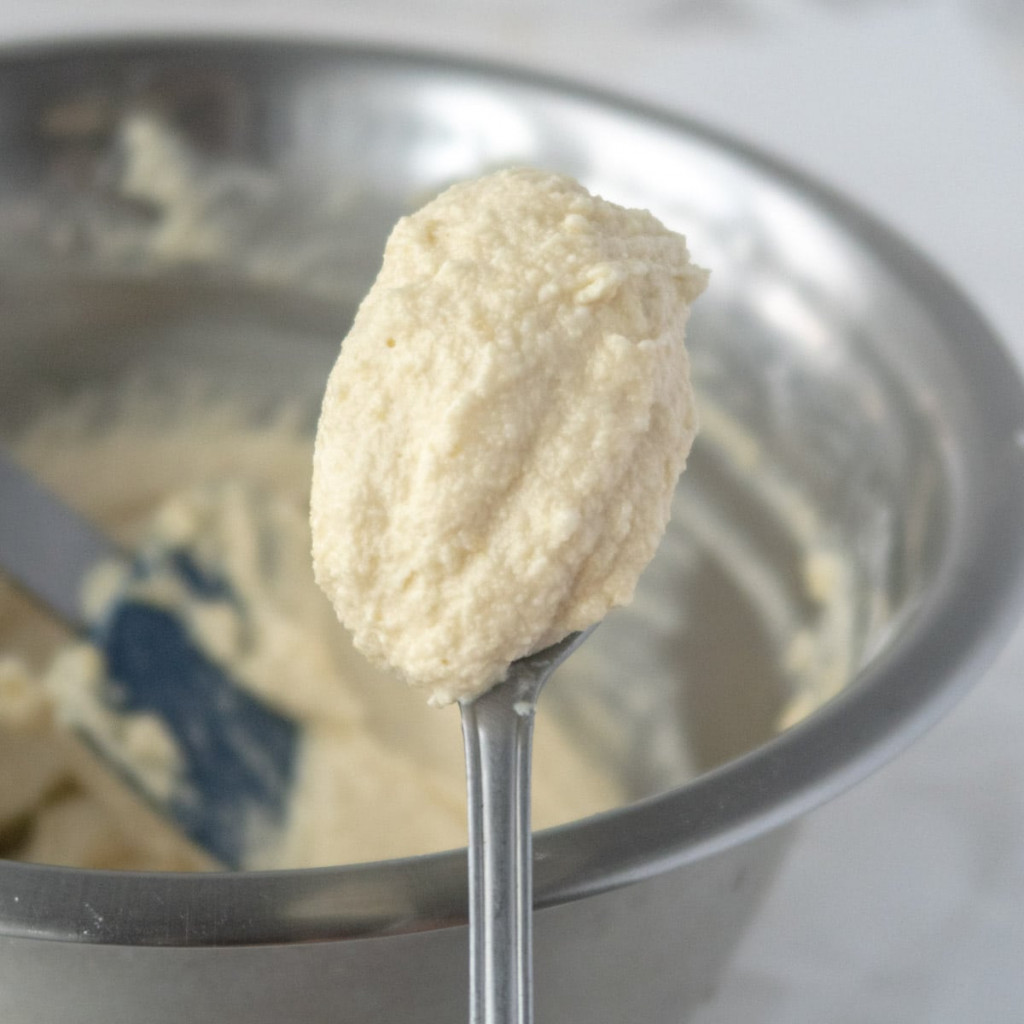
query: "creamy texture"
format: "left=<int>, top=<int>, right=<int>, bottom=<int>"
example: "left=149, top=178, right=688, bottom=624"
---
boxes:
left=0, top=385, right=623, bottom=869
left=312, top=169, right=708, bottom=704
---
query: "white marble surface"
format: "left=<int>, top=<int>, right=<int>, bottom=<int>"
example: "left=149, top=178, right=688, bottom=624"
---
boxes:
left=3, top=2, right=1023, bottom=1020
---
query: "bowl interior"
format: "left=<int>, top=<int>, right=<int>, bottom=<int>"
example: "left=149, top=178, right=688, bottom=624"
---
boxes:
left=0, top=43, right=1002, bottom=878
left=0, top=45, right=952, bottom=789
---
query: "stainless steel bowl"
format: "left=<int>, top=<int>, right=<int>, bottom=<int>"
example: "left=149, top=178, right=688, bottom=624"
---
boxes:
left=2, top=39, right=1024, bottom=1024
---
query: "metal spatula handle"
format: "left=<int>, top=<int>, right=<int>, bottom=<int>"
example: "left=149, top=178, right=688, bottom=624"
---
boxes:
left=0, top=447, right=120, bottom=626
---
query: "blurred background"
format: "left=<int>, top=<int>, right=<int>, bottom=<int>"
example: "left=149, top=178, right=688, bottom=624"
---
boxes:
left=3, top=2, right=1023, bottom=1021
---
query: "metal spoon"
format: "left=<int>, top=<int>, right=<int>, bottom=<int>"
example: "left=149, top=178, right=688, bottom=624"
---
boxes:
left=460, top=627, right=595, bottom=1024
left=0, top=446, right=299, bottom=869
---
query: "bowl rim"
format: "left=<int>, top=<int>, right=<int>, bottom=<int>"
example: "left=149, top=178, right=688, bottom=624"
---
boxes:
left=2, top=34, right=1024, bottom=948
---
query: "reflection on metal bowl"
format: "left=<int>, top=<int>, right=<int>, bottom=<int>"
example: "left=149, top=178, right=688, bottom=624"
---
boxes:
left=1, top=39, right=1023, bottom=1024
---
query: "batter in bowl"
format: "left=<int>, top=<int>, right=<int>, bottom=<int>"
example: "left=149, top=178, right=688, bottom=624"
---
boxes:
left=0, top=381, right=624, bottom=870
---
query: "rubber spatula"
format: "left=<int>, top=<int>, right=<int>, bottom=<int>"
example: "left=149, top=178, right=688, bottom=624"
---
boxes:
left=0, top=447, right=298, bottom=869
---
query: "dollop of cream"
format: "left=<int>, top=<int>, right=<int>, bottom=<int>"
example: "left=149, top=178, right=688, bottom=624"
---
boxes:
left=312, top=168, right=708, bottom=704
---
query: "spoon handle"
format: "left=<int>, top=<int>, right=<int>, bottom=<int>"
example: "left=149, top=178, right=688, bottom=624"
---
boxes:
left=461, top=679, right=539, bottom=1024
left=459, top=628, right=595, bottom=1024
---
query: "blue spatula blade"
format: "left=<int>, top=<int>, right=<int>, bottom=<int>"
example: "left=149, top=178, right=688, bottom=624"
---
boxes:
left=98, top=598, right=298, bottom=870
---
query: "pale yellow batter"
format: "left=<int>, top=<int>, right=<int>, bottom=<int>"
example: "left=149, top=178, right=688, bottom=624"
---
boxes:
left=312, top=169, right=708, bottom=703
